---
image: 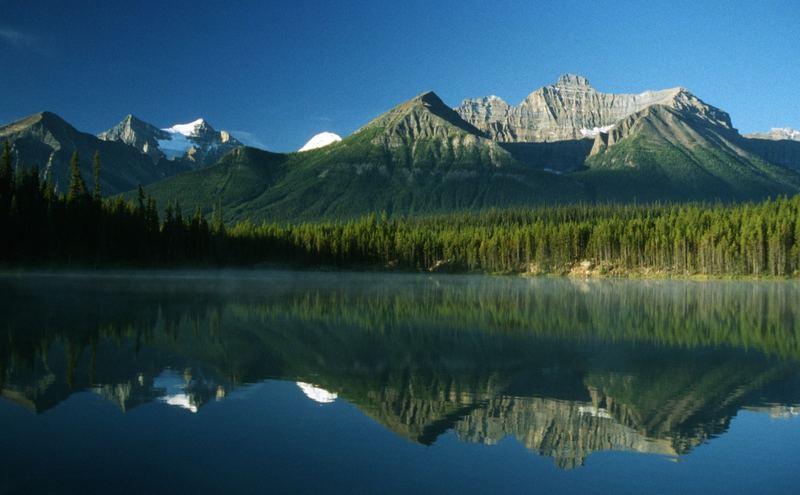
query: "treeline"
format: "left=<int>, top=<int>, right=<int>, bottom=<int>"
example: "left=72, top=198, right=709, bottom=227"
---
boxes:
left=2, top=142, right=800, bottom=276
left=0, top=144, right=224, bottom=265
left=228, top=200, right=800, bottom=276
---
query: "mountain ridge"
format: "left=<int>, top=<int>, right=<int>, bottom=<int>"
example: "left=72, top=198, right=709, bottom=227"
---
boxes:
left=3, top=75, right=800, bottom=215
left=456, top=74, right=733, bottom=143
left=0, top=111, right=188, bottom=195
left=98, top=114, right=242, bottom=168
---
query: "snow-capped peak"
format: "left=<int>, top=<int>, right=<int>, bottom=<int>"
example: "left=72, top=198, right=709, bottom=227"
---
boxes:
left=771, top=128, right=800, bottom=140
left=163, top=118, right=207, bottom=137
left=299, top=132, right=342, bottom=152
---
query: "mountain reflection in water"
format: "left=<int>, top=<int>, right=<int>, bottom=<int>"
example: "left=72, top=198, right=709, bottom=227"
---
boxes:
left=1, top=271, right=799, bottom=471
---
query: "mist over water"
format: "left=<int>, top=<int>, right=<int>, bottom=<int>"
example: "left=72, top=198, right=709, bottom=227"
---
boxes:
left=2, top=271, right=800, bottom=494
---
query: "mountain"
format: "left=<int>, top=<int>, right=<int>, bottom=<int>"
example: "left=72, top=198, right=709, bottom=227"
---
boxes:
left=0, top=112, right=188, bottom=195
left=745, top=128, right=800, bottom=141
left=299, top=132, right=342, bottom=151
left=455, top=75, right=800, bottom=201
left=8, top=76, right=796, bottom=215
left=142, top=86, right=800, bottom=220
left=578, top=102, right=800, bottom=201
left=142, top=91, right=588, bottom=221
left=99, top=115, right=242, bottom=168
left=455, top=74, right=732, bottom=143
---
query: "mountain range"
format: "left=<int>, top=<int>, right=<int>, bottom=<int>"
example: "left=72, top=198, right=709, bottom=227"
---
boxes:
left=2, top=74, right=799, bottom=219
left=98, top=115, right=242, bottom=167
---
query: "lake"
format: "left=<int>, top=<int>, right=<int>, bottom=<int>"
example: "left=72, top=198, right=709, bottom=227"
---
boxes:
left=1, top=271, right=799, bottom=494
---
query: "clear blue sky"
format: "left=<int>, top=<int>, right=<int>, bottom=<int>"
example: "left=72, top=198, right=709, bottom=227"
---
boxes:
left=1, top=0, right=798, bottom=151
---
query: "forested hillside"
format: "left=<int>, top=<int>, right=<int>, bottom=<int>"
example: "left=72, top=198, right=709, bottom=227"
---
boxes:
left=3, top=143, right=799, bottom=277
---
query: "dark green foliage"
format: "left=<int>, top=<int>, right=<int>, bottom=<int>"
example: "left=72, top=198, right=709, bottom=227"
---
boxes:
left=582, top=136, right=800, bottom=202
left=0, top=141, right=13, bottom=206
left=3, top=159, right=800, bottom=277
left=92, top=151, right=102, bottom=201
left=67, top=151, right=87, bottom=203
left=143, top=142, right=588, bottom=223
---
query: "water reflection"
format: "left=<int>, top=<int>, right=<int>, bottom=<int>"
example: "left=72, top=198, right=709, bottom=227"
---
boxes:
left=1, top=272, right=799, bottom=470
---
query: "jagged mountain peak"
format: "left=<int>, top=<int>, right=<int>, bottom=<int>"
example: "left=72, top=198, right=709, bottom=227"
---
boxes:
left=100, top=114, right=164, bottom=137
left=7, top=111, right=73, bottom=131
left=98, top=115, right=241, bottom=167
left=456, top=76, right=733, bottom=142
left=554, top=73, right=592, bottom=89
left=0, top=110, right=185, bottom=195
left=345, top=91, right=518, bottom=170
left=360, top=90, right=485, bottom=140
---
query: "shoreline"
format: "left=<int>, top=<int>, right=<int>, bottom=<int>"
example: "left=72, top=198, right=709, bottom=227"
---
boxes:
left=0, top=263, right=798, bottom=282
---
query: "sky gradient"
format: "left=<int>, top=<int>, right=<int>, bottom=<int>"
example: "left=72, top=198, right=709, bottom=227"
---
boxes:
left=1, top=0, right=798, bottom=151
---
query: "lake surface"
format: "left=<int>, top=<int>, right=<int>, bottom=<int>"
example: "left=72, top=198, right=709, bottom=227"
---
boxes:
left=2, top=271, right=800, bottom=494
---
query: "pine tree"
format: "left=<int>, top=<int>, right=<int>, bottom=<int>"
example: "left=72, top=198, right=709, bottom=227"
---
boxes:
left=0, top=141, right=13, bottom=209
left=137, top=185, right=146, bottom=212
left=67, top=151, right=87, bottom=202
left=92, top=151, right=102, bottom=201
left=212, top=200, right=225, bottom=236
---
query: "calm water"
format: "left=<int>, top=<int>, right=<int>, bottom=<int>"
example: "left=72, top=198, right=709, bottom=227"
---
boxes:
left=2, top=271, right=800, bottom=494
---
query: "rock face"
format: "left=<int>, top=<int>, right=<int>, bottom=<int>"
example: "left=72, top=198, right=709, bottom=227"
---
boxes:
left=99, top=116, right=242, bottom=168
left=0, top=112, right=188, bottom=195
left=456, top=74, right=733, bottom=143
left=98, top=114, right=170, bottom=163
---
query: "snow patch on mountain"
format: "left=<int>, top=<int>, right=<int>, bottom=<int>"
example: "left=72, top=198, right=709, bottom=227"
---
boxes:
left=770, top=128, right=800, bottom=140
left=296, top=382, right=337, bottom=403
left=580, top=125, right=615, bottom=138
left=156, top=119, right=209, bottom=159
left=299, top=132, right=342, bottom=152
left=163, top=118, right=206, bottom=137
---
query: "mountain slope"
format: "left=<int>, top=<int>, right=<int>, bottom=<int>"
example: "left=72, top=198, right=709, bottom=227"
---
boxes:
left=579, top=103, right=800, bottom=201
left=143, top=92, right=588, bottom=221
left=739, top=137, right=800, bottom=174
left=0, top=112, right=188, bottom=195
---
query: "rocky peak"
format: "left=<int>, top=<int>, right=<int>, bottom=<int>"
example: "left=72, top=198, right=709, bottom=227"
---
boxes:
left=361, top=90, right=483, bottom=138
left=99, top=115, right=242, bottom=167
left=100, top=114, right=167, bottom=140
left=457, top=94, right=512, bottom=126
left=666, top=88, right=733, bottom=130
left=554, top=73, right=593, bottom=90
left=99, top=115, right=168, bottom=163
left=456, top=76, right=733, bottom=142
left=356, top=91, right=511, bottom=167
left=5, top=111, right=74, bottom=135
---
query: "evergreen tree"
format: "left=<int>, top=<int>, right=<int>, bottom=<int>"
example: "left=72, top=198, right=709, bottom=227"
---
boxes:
left=67, top=151, right=87, bottom=202
left=0, top=141, right=13, bottom=210
left=212, top=201, right=225, bottom=236
left=92, top=151, right=102, bottom=201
